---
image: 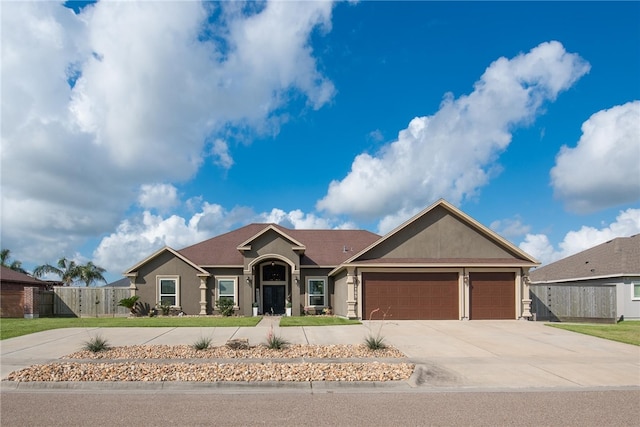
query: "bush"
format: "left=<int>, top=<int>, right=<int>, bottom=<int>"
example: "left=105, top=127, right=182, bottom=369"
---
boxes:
left=363, top=307, right=390, bottom=351
left=83, top=335, right=110, bottom=353
left=265, top=325, right=288, bottom=350
left=216, top=299, right=235, bottom=317
left=158, top=300, right=172, bottom=316
left=364, top=334, right=386, bottom=350
left=192, top=336, right=212, bottom=351
left=118, top=295, right=140, bottom=314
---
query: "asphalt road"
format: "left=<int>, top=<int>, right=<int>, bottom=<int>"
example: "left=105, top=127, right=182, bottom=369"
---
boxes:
left=1, top=388, right=638, bottom=426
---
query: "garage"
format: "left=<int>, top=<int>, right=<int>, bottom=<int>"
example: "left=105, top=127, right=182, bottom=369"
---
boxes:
left=469, top=272, right=515, bottom=319
left=363, top=272, right=459, bottom=320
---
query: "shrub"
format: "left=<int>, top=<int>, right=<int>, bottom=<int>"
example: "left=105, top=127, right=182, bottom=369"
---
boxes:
left=158, top=300, right=172, bottom=316
left=364, top=307, right=390, bottom=350
left=216, top=299, right=235, bottom=317
left=364, top=334, right=386, bottom=350
left=265, top=325, right=288, bottom=350
left=83, top=335, right=110, bottom=353
left=118, top=295, right=140, bottom=314
left=192, top=336, right=212, bottom=351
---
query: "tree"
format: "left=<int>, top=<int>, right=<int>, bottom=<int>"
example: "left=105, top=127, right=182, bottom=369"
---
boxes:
left=33, top=257, right=81, bottom=286
left=79, top=261, right=107, bottom=287
left=0, top=249, right=29, bottom=274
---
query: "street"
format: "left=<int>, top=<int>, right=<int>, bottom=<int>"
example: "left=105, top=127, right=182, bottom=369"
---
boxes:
left=1, top=388, right=638, bottom=426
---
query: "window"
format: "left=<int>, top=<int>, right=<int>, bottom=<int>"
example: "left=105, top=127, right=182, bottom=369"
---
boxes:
left=262, top=263, right=286, bottom=282
left=633, top=282, right=640, bottom=300
left=158, top=276, right=179, bottom=307
left=307, top=277, right=327, bottom=307
left=217, top=277, right=238, bottom=306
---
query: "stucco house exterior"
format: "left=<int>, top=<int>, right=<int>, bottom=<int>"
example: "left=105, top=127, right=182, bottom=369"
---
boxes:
left=124, top=199, right=539, bottom=320
left=529, top=234, right=640, bottom=322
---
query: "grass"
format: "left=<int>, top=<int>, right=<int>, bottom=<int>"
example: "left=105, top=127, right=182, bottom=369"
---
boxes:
left=0, top=316, right=262, bottom=340
left=547, top=321, right=640, bottom=346
left=279, top=316, right=361, bottom=327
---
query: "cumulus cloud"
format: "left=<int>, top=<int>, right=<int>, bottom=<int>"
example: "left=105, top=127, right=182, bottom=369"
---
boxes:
left=316, top=41, right=590, bottom=232
left=137, top=184, right=179, bottom=212
left=1, top=1, right=336, bottom=264
left=490, top=217, right=532, bottom=239
left=94, top=201, right=350, bottom=274
left=520, top=208, right=640, bottom=265
left=550, top=101, right=640, bottom=213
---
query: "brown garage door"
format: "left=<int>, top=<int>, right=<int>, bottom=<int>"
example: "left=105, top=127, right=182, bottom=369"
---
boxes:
left=469, top=272, right=515, bottom=319
left=363, top=272, right=459, bottom=320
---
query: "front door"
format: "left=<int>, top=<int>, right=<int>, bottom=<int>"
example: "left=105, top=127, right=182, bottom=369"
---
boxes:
left=263, top=285, right=286, bottom=315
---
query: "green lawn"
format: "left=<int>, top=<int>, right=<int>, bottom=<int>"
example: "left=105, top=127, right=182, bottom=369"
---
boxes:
left=547, top=321, right=640, bottom=346
left=0, top=316, right=262, bottom=340
left=279, top=316, right=361, bottom=327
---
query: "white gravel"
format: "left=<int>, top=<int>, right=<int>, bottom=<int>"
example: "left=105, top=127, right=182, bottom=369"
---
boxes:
left=6, top=344, right=414, bottom=383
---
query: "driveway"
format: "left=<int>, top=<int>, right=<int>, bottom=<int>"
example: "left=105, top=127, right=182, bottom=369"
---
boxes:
left=1, top=320, right=638, bottom=390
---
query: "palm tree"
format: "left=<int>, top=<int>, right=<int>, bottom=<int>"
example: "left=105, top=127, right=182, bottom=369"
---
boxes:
left=79, top=261, right=107, bottom=287
left=33, top=257, right=81, bottom=286
left=0, top=249, right=29, bottom=274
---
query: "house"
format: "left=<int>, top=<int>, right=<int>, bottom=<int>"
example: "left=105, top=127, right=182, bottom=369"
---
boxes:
left=124, top=199, right=539, bottom=320
left=0, top=266, right=51, bottom=318
left=529, top=234, right=640, bottom=322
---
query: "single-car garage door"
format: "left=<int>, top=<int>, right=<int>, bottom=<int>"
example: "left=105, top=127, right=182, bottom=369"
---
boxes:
left=363, top=272, right=459, bottom=320
left=469, top=272, right=515, bottom=319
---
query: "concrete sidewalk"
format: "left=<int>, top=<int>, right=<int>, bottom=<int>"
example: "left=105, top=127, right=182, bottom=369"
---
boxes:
left=1, top=320, right=638, bottom=391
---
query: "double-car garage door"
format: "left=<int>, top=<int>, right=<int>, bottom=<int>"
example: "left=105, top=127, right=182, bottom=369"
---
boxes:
left=363, top=271, right=515, bottom=320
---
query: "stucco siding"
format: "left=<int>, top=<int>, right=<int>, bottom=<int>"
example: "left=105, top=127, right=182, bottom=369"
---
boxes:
left=361, top=206, right=516, bottom=260
left=332, top=270, right=348, bottom=317
left=243, top=231, right=300, bottom=268
left=133, top=251, right=205, bottom=315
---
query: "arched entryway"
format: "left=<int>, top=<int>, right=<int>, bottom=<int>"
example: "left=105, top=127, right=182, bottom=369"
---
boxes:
left=260, top=260, right=289, bottom=315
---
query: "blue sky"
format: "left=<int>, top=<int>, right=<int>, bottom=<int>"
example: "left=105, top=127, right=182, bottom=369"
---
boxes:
left=2, top=1, right=639, bottom=284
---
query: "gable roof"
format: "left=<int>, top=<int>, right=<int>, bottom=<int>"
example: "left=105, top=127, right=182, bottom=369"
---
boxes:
left=179, top=223, right=380, bottom=267
left=0, top=266, right=49, bottom=287
left=124, top=246, right=210, bottom=276
left=530, top=234, right=640, bottom=283
left=237, top=224, right=306, bottom=252
left=332, top=199, right=538, bottom=274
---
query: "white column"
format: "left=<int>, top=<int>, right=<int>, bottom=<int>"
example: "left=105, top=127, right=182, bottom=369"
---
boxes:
left=521, top=272, right=532, bottom=319
left=199, top=277, right=208, bottom=315
left=346, top=267, right=357, bottom=319
left=462, top=273, right=470, bottom=320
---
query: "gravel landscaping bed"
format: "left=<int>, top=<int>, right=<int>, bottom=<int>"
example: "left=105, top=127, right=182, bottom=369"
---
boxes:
left=6, top=344, right=414, bottom=383
left=62, top=344, right=406, bottom=360
left=7, top=361, right=414, bottom=382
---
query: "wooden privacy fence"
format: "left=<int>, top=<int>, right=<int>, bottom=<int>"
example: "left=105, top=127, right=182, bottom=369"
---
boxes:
left=53, top=287, right=132, bottom=317
left=530, top=284, right=616, bottom=323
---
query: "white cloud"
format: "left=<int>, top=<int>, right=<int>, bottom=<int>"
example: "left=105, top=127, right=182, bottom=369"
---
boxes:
left=259, top=208, right=334, bottom=229
left=93, top=200, right=351, bottom=275
left=520, top=208, right=640, bottom=265
left=490, top=217, right=531, bottom=239
left=137, top=184, right=179, bottom=212
left=316, top=41, right=590, bottom=232
left=211, top=139, right=234, bottom=170
left=1, top=1, right=336, bottom=265
left=550, top=101, right=640, bottom=213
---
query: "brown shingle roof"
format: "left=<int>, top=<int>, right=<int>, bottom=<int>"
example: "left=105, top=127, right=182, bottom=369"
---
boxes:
left=178, top=224, right=380, bottom=267
left=530, top=234, right=640, bottom=282
left=0, top=266, right=48, bottom=286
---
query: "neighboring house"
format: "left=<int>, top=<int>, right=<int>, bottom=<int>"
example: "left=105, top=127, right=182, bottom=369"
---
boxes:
left=529, top=234, right=640, bottom=322
left=0, top=266, right=51, bottom=318
left=124, top=199, right=539, bottom=320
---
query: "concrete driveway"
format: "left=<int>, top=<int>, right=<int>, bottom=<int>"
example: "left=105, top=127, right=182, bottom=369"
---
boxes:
left=1, top=319, right=638, bottom=390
